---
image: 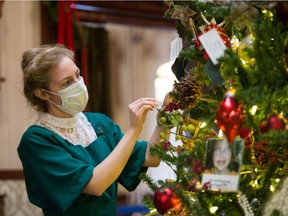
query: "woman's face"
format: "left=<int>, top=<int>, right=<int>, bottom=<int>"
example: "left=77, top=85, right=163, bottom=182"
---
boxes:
left=213, top=139, right=232, bottom=174
left=45, top=56, right=81, bottom=117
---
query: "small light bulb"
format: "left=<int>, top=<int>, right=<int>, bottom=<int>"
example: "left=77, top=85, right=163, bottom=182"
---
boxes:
left=270, top=185, right=276, bottom=192
left=218, top=129, right=223, bottom=137
left=210, top=206, right=218, bottom=213
left=200, top=122, right=207, bottom=128
left=251, top=105, right=258, bottom=115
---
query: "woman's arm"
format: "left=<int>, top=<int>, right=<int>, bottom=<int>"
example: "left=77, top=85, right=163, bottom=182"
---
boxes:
left=143, top=93, right=172, bottom=167
left=83, top=98, right=157, bottom=196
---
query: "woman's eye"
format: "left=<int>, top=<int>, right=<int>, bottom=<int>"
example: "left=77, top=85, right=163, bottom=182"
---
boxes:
left=62, top=80, right=72, bottom=88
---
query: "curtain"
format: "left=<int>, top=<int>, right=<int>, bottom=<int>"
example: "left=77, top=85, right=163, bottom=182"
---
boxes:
left=83, top=27, right=112, bottom=117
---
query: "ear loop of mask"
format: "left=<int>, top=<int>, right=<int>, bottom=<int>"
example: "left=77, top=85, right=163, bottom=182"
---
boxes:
left=42, top=89, right=62, bottom=106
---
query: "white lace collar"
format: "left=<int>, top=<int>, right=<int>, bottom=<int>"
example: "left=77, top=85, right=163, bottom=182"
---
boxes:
left=35, top=112, right=97, bottom=147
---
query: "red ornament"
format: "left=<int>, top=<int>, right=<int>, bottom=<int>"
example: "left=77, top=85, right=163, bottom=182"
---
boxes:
left=153, top=186, right=181, bottom=215
left=259, top=114, right=286, bottom=133
left=216, top=90, right=244, bottom=143
left=239, top=127, right=252, bottom=139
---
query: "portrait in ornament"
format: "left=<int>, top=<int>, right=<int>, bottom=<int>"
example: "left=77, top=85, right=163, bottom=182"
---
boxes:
left=201, top=138, right=244, bottom=192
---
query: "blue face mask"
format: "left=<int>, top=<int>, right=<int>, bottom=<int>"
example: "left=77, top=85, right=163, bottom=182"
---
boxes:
left=43, top=77, right=89, bottom=116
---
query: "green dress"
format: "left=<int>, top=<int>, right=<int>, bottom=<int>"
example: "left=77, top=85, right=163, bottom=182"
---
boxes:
left=17, top=112, right=148, bottom=216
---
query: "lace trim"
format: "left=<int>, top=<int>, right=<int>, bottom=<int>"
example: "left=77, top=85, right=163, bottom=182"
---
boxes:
left=35, top=112, right=97, bottom=147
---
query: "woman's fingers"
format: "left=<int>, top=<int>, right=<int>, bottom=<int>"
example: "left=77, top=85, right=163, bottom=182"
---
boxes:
left=128, top=98, right=158, bottom=129
left=128, top=98, right=158, bottom=114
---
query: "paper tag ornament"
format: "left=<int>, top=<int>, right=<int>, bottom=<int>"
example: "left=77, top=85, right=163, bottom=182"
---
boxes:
left=198, top=28, right=227, bottom=65
left=170, top=37, right=183, bottom=62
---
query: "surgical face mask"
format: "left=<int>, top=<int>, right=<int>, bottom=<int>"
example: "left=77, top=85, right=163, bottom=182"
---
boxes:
left=43, top=77, right=89, bottom=116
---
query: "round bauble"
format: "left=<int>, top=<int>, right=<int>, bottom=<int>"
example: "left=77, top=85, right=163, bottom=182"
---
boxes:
left=239, top=127, right=252, bottom=139
left=153, top=186, right=181, bottom=215
left=259, top=114, right=286, bottom=133
left=266, top=114, right=286, bottom=130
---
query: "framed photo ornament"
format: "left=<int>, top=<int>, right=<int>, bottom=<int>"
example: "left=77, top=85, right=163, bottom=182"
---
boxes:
left=201, top=138, right=244, bottom=192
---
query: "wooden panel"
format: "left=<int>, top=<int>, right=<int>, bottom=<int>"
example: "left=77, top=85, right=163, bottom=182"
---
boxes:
left=0, top=1, right=40, bottom=170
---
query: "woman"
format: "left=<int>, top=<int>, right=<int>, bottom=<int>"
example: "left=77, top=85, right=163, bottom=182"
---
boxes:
left=17, top=44, right=168, bottom=216
left=204, top=138, right=239, bottom=175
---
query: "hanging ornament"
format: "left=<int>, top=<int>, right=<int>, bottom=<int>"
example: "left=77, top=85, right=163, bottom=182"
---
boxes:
left=177, top=115, right=201, bottom=151
left=216, top=89, right=244, bottom=143
left=194, top=13, right=230, bottom=60
left=259, top=113, right=286, bottom=133
left=237, top=35, right=255, bottom=65
left=153, top=186, right=182, bottom=215
left=239, top=127, right=252, bottom=139
left=157, top=101, right=184, bottom=129
left=170, top=5, right=197, bottom=30
left=170, top=76, right=202, bottom=110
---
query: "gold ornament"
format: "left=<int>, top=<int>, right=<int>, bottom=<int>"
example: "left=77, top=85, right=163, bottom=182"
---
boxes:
left=177, top=116, right=201, bottom=151
left=237, top=35, right=256, bottom=65
left=170, top=5, right=196, bottom=29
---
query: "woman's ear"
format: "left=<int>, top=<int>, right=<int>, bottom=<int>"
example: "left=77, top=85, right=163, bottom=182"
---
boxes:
left=34, top=89, right=49, bottom=101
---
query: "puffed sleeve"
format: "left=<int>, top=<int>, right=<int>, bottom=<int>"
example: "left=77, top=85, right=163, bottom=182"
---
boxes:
left=17, top=126, right=95, bottom=213
left=118, top=140, right=148, bottom=191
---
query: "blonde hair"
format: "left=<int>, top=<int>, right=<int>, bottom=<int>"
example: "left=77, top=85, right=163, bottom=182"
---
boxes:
left=21, top=44, right=74, bottom=112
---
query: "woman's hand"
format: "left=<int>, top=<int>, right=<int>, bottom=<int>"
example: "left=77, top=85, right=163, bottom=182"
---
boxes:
left=128, top=97, right=158, bottom=131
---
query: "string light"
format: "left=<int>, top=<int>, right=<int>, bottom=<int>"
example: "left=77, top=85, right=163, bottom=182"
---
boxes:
left=200, top=122, right=207, bottom=128
left=251, top=105, right=258, bottom=115
left=218, top=129, right=223, bottom=137
left=209, top=206, right=218, bottom=213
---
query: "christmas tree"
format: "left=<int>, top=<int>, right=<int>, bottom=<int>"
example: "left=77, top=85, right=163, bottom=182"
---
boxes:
left=141, top=1, right=288, bottom=216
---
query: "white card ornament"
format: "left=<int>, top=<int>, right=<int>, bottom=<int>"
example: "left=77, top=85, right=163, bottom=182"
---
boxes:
left=170, top=37, right=183, bottom=61
left=198, top=28, right=227, bottom=65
